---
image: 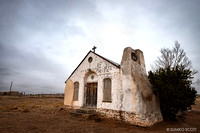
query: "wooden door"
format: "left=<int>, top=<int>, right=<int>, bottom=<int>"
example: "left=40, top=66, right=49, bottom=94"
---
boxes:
left=86, top=83, right=97, bottom=107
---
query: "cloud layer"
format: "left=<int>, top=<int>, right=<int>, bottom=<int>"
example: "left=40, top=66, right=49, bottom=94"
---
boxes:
left=0, top=0, right=200, bottom=93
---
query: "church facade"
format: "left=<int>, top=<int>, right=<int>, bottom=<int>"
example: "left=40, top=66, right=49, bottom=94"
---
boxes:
left=64, top=47, right=163, bottom=127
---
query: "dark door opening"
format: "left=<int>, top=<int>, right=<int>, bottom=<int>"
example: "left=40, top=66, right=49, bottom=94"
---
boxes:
left=86, top=82, right=97, bottom=107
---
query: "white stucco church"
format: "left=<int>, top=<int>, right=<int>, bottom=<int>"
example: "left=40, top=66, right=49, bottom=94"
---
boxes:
left=64, top=47, right=163, bottom=127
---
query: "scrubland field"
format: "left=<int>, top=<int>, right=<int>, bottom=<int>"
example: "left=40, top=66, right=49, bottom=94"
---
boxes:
left=0, top=95, right=199, bottom=133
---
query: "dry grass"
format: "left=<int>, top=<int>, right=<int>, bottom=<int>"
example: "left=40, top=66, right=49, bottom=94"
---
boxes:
left=0, top=95, right=199, bottom=133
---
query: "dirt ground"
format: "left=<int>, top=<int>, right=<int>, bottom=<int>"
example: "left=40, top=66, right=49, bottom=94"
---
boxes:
left=0, top=96, right=199, bottom=133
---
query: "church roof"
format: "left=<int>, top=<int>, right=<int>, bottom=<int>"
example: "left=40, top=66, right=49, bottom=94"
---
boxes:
left=66, top=50, right=120, bottom=82
left=93, top=51, right=120, bottom=68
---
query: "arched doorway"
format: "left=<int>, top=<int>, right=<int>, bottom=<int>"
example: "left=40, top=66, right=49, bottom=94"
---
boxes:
left=84, top=71, right=98, bottom=107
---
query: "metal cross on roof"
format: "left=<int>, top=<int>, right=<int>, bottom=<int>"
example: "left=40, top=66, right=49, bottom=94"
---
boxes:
left=92, top=46, right=97, bottom=53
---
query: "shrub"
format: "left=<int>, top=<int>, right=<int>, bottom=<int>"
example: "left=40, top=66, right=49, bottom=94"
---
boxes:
left=148, top=66, right=197, bottom=121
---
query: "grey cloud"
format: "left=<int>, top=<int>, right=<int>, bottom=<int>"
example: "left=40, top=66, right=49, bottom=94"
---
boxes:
left=0, top=0, right=98, bottom=46
left=0, top=0, right=200, bottom=94
left=0, top=66, right=14, bottom=76
left=0, top=41, right=67, bottom=93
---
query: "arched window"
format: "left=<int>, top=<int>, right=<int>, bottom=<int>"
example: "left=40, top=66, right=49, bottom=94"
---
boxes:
left=74, top=82, right=79, bottom=101
left=103, top=78, right=112, bottom=102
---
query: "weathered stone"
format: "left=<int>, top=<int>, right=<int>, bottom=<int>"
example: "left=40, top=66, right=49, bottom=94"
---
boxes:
left=96, top=108, right=162, bottom=127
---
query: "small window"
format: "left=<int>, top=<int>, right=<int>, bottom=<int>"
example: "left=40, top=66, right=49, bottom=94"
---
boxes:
left=131, top=52, right=137, bottom=61
left=103, top=78, right=112, bottom=102
left=74, top=82, right=79, bottom=101
left=88, top=57, right=93, bottom=63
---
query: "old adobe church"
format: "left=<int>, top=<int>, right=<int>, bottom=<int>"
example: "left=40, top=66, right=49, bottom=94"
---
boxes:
left=64, top=47, right=163, bottom=127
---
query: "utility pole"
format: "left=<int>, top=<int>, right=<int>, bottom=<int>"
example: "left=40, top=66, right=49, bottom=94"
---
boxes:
left=9, top=81, right=13, bottom=92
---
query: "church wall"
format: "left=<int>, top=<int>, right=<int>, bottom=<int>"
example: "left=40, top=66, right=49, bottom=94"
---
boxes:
left=64, top=79, right=74, bottom=106
left=68, top=52, right=122, bottom=110
left=96, top=70, right=121, bottom=110
left=118, top=47, right=163, bottom=125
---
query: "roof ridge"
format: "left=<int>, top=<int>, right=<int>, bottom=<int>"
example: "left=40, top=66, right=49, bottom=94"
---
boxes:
left=91, top=51, right=120, bottom=68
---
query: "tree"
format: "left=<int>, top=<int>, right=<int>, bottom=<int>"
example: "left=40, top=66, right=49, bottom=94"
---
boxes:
left=149, top=66, right=197, bottom=120
left=152, top=41, right=197, bottom=75
left=149, top=42, right=197, bottom=121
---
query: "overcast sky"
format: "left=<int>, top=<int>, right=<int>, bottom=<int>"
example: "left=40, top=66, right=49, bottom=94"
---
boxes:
left=0, top=0, right=200, bottom=94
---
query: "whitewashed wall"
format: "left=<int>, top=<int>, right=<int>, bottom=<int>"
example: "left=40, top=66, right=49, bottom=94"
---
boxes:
left=69, top=52, right=121, bottom=110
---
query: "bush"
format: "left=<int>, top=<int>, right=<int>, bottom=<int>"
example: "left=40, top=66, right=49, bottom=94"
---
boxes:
left=148, top=66, right=197, bottom=121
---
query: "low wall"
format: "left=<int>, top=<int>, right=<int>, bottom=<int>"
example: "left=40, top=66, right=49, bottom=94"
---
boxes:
left=96, top=108, right=163, bottom=127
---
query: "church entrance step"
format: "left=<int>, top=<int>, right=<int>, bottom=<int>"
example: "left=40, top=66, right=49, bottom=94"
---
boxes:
left=70, top=108, right=100, bottom=121
left=75, top=108, right=96, bottom=114
left=70, top=112, right=96, bottom=120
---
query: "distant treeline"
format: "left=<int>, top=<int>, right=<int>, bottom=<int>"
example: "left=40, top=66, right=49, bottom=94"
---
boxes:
left=0, top=91, right=23, bottom=96
left=26, top=93, right=64, bottom=98
left=0, top=91, right=64, bottom=98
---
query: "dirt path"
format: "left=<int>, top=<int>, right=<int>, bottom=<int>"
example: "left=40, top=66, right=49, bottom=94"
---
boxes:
left=0, top=96, right=199, bottom=133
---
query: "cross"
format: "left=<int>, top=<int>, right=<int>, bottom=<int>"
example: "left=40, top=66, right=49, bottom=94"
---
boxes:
left=92, top=46, right=97, bottom=53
